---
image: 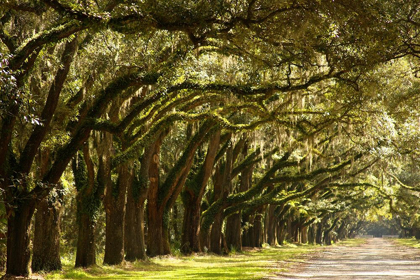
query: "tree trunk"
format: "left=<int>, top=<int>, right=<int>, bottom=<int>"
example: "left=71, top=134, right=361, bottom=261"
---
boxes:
left=104, top=163, right=131, bottom=265
left=323, top=218, right=339, bottom=246
left=72, top=143, right=105, bottom=268
left=277, top=219, right=287, bottom=245
left=149, top=123, right=215, bottom=256
left=32, top=195, right=62, bottom=272
left=162, top=208, right=171, bottom=255
left=104, top=195, right=127, bottom=264
left=181, top=130, right=221, bottom=254
left=308, top=224, right=315, bottom=244
left=266, top=205, right=277, bottom=246
left=5, top=200, right=36, bottom=277
left=210, top=212, right=224, bottom=254
left=147, top=209, right=165, bottom=256
left=125, top=137, right=157, bottom=261
left=252, top=209, right=264, bottom=247
left=147, top=137, right=165, bottom=257
left=125, top=196, right=147, bottom=261
left=200, top=226, right=210, bottom=252
left=239, top=164, right=253, bottom=248
left=75, top=211, right=96, bottom=267
left=301, top=226, right=308, bottom=244
left=225, top=213, right=242, bottom=251
left=171, top=203, right=180, bottom=243
left=181, top=204, right=200, bottom=254
left=316, top=222, right=324, bottom=244
left=242, top=212, right=254, bottom=247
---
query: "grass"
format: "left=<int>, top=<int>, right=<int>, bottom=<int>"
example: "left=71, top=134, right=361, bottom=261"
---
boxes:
left=394, top=237, right=420, bottom=248
left=43, top=244, right=318, bottom=280
left=40, top=239, right=363, bottom=280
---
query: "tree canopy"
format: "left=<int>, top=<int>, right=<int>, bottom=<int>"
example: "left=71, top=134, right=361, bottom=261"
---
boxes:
left=1, top=0, right=420, bottom=277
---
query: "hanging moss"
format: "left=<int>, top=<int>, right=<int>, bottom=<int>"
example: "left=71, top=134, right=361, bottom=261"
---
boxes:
left=12, top=20, right=87, bottom=70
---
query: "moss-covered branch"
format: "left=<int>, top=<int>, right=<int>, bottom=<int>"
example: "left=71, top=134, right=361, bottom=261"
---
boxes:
left=10, top=20, right=88, bottom=70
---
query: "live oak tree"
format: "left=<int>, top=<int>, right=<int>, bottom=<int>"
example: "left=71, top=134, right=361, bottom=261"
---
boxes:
left=2, top=0, right=420, bottom=277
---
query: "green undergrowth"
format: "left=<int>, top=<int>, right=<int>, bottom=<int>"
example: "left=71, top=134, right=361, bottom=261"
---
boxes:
left=43, top=243, right=319, bottom=280
left=394, top=237, right=420, bottom=248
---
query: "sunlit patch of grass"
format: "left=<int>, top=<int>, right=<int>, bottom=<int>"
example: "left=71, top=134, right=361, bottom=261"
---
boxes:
left=394, top=237, right=420, bottom=248
left=44, top=240, right=369, bottom=279
left=45, top=244, right=320, bottom=279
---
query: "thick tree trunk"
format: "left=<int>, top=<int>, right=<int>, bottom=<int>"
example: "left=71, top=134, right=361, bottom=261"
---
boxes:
left=208, top=143, right=233, bottom=255
left=181, top=130, right=221, bottom=254
left=308, top=224, right=316, bottom=244
left=104, top=163, right=131, bottom=265
left=32, top=196, right=62, bottom=272
left=72, top=144, right=105, bottom=268
left=242, top=213, right=254, bottom=247
left=293, top=221, right=301, bottom=243
left=252, top=209, right=264, bottom=247
left=225, top=213, right=242, bottom=251
left=316, top=223, right=323, bottom=244
left=125, top=197, right=147, bottom=261
left=147, top=137, right=165, bottom=257
left=181, top=204, right=201, bottom=254
left=301, top=226, right=308, bottom=243
left=277, top=220, right=287, bottom=245
left=104, top=197, right=126, bottom=264
left=200, top=226, right=210, bottom=252
left=147, top=209, right=165, bottom=256
left=266, top=205, right=277, bottom=246
left=337, top=220, right=348, bottom=240
left=5, top=200, right=36, bottom=277
left=75, top=211, right=96, bottom=267
left=125, top=137, right=157, bottom=261
left=323, top=218, right=339, bottom=246
left=210, top=212, right=224, bottom=254
left=149, top=123, right=215, bottom=256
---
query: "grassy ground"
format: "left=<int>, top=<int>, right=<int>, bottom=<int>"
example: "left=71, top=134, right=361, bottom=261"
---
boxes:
left=394, top=237, right=420, bottom=248
left=42, top=244, right=317, bottom=280
left=40, top=240, right=362, bottom=280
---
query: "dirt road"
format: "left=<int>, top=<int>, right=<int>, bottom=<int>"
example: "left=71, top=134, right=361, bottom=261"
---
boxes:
left=271, top=238, right=420, bottom=279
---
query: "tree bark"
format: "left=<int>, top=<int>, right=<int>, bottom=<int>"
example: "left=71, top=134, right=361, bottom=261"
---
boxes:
left=72, top=141, right=105, bottom=267
left=277, top=219, right=287, bottom=245
left=75, top=211, right=96, bottom=267
left=125, top=135, right=160, bottom=261
left=210, top=212, right=224, bottom=254
left=181, top=130, right=220, bottom=254
left=266, top=205, right=277, bottom=246
left=252, top=208, right=264, bottom=247
left=125, top=194, right=147, bottom=261
left=301, top=225, right=308, bottom=243
left=32, top=195, right=62, bottom=272
left=5, top=199, right=36, bottom=277
left=148, top=122, right=215, bottom=256
left=147, top=136, right=165, bottom=257
left=308, top=224, right=316, bottom=244
left=225, top=213, right=242, bottom=251
left=104, top=163, right=131, bottom=265
left=208, top=144, right=233, bottom=254
left=242, top=212, right=254, bottom=247
left=316, top=220, right=324, bottom=245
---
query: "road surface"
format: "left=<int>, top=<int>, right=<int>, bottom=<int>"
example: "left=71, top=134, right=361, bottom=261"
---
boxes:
left=271, top=238, right=420, bottom=279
